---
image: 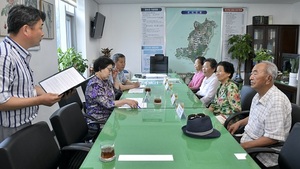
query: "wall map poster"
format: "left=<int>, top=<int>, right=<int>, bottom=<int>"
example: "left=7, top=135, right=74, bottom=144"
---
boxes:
left=166, top=7, right=222, bottom=73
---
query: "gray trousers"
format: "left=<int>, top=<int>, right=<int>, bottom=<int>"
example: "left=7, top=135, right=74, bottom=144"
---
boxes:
left=0, top=123, right=31, bottom=143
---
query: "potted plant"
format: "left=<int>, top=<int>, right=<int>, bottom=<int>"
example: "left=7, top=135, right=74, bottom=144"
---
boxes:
left=58, top=47, right=88, bottom=74
left=253, top=48, right=274, bottom=62
left=101, top=48, right=113, bottom=57
left=227, top=34, right=253, bottom=84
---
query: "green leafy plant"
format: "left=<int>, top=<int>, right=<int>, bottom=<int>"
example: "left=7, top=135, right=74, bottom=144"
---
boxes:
left=227, top=34, right=253, bottom=83
left=58, top=47, right=88, bottom=74
left=253, top=48, right=273, bottom=62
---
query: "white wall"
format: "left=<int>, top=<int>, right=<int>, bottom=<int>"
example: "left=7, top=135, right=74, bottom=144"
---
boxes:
left=97, top=3, right=297, bottom=74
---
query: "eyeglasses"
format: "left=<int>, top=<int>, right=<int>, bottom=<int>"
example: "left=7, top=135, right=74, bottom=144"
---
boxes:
left=106, top=67, right=113, bottom=72
left=188, top=113, right=205, bottom=120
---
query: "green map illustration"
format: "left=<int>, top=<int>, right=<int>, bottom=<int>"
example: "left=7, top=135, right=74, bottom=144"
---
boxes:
left=175, top=19, right=217, bottom=61
left=166, top=8, right=222, bottom=73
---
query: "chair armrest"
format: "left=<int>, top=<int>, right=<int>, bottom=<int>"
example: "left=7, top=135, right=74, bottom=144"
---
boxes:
left=246, top=147, right=280, bottom=168
left=246, top=147, right=280, bottom=155
left=61, top=143, right=92, bottom=152
left=224, top=110, right=250, bottom=129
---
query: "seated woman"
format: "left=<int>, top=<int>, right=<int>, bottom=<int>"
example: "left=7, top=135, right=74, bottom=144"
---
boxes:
left=85, top=56, right=139, bottom=123
left=195, top=58, right=219, bottom=107
left=188, top=56, right=206, bottom=93
left=209, top=61, right=241, bottom=124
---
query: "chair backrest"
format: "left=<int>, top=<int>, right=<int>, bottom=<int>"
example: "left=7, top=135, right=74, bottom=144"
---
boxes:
left=278, top=122, right=300, bottom=169
left=291, top=103, right=300, bottom=131
left=59, top=89, right=84, bottom=110
left=0, top=122, right=60, bottom=169
left=150, top=55, right=168, bottom=73
left=240, top=85, right=257, bottom=111
left=50, top=102, right=89, bottom=148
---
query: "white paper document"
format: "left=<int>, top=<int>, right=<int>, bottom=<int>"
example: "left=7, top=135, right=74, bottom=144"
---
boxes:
left=128, top=88, right=144, bottom=94
left=118, top=98, right=147, bottom=108
left=39, top=67, right=87, bottom=95
left=234, top=153, right=247, bottom=160
left=118, top=155, right=174, bottom=161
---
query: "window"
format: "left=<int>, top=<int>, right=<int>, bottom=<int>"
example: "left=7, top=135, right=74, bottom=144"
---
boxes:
left=66, top=14, right=76, bottom=48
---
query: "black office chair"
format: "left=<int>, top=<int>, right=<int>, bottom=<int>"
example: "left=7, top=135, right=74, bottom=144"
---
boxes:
left=50, top=102, right=104, bottom=148
left=59, top=88, right=87, bottom=113
left=150, top=54, right=168, bottom=73
left=247, top=122, right=300, bottom=169
left=223, top=85, right=256, bottom=131
left=0, top=121, right=89, bottom=169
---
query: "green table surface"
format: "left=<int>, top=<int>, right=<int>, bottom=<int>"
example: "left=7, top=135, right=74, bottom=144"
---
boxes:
left=121, top=83, right=204, bottom=109
left=80, top=108, right=260, bottom=169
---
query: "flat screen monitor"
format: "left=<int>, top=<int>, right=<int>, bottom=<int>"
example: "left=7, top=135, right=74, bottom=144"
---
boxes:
left=90, top=12, right=105, bottom=39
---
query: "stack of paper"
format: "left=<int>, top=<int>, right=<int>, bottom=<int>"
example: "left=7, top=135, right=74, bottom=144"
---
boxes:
left=118, top=98, right=147, bottom=108
left=128, top=88, right=144, bottom=94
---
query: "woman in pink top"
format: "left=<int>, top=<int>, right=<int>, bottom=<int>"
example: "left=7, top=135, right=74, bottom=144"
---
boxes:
left=188, top=56, right=206, bottom=93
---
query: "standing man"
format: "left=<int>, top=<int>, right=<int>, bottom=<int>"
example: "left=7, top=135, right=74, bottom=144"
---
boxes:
left=112, top=53, right=140, bottom=91
left=0, top=5, right=62, bottom=142
left=228, top=61, right=291, bottom=167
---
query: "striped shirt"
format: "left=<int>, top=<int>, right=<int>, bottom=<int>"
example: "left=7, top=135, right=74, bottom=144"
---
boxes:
left=0, top=36, right=38, bottom=128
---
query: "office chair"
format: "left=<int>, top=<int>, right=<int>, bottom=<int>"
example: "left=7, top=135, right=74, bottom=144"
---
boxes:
left=50, top=102, right=105, bottom=148
left=150, top=54, right=168, bottom=73
left=247, top=122, right=300, bottom=169
left=0, top=121, right=89, bottom=169
left=223, top=85, right=256, bottom=131
left=59, top=88, right=87, bottom=113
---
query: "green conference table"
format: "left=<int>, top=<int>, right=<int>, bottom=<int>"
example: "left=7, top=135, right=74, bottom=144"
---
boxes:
left=121, top=83, right=204, bottom=109
left=80, top=108, right=260, bottom=169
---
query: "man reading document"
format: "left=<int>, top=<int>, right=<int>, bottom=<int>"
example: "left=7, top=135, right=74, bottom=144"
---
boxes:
left=0, top=5, right=62, bottom=142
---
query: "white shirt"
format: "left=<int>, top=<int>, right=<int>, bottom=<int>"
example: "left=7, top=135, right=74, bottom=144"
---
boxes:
left=196, top=73, right=219, bottom=106
left=241, top=85, right=291, bottom=167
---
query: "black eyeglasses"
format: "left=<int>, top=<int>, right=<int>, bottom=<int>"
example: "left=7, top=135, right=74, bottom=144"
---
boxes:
left=188, top=113, right=205, bottom=120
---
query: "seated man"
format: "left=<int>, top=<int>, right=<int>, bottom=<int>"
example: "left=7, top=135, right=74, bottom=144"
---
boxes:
left=228, top=61, right=291, bottom=167
left=195, top=58, right=219, bottom=107
left=112, top=53, right=140, bottom=91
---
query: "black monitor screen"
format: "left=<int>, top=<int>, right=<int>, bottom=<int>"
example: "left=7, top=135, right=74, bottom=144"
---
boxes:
left=90, top=12, right=105, bottom=38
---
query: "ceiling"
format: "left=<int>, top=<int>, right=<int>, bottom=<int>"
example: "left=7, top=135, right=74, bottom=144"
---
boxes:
left=94, top=0, right=300, bottom=4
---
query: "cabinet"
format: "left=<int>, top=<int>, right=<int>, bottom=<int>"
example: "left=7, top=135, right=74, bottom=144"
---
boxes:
left=244, top=25, right=299, bottom=84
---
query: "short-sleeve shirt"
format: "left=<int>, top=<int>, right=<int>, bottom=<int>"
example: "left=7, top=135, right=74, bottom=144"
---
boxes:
left=241, top=85, right=291, bottom=167
left=116, top=71, right=127, bottom=85
left=210, top=79, right=241, bottom=117
left=0, top=36, right=38, bottom=128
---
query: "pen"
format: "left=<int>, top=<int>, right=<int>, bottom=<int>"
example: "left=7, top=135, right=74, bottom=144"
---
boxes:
left=137, top=105, right=141, bottom=109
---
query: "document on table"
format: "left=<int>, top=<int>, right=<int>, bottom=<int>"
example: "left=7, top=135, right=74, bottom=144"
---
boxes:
left=118, top=155, right=174, bottom=161
left=118, top=98, right=147, bottom=108
left=39, top=67, right=90, bottom=95
left=128, top=88, right=144, bottom=93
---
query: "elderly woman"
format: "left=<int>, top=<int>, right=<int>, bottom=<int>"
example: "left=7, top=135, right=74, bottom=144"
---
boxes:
left=85, top=56, right=138, bottom=122
left=209, top=61, right=241, bottom=124
left=188, top=56, right=206, bottom=92
left=195, top=58, right=219, bottom=107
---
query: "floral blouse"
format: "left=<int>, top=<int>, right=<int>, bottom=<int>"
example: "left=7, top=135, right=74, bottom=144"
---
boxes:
left=85, top=76, right=119, bottom=122
left=210, top=79, right=241, bottom=117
